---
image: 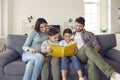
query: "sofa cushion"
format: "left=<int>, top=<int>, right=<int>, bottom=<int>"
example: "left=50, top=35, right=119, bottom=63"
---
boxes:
left=6, top=35, right=27, bottom=57
left=106, top=49, right=120, bottom=63
left=4, top=59, right=25, bottom=76
left=114, top=34, right=120, bottom=50
left=67, top=63, right=78, bottom=76
left=104, top=58, right=120, bottom=73
left=96, top=34, right=116, bottom=56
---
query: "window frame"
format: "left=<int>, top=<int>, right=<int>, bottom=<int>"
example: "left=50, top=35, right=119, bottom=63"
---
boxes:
left=84, top=1, right=100, bottom=34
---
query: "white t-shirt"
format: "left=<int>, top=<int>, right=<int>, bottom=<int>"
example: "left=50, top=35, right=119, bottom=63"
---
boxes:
left=59, top=40, right=75, bottom=46
left=73, top=32, right=84, bottom=49
left=41, top=40, right=58, bottom=52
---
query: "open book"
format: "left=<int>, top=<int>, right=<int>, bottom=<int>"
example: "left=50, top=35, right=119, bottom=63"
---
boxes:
left=49, top=43, right=77, bottom=57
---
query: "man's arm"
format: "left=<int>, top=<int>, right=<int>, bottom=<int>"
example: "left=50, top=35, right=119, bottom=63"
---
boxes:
left=89, top=32, right=101, bottom=52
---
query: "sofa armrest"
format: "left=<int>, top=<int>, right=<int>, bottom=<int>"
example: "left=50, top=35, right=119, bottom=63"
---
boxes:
left=106, top=49, right=120, bottom=63
left=0, top=49, right=19, bottom=66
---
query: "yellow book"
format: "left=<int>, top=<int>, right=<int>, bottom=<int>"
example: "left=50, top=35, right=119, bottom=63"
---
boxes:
left=49, top=43, right=77, bottom=57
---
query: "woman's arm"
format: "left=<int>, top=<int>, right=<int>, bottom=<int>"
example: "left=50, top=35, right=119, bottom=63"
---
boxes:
left=22, top=30, right=37, bottom=52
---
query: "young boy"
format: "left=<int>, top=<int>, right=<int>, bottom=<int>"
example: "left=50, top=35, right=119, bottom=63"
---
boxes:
left=41, top=28, right=60, bottom=80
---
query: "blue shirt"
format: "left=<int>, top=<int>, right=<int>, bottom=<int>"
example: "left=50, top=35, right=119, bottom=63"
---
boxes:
left=22, top=30, right=48, bottom=52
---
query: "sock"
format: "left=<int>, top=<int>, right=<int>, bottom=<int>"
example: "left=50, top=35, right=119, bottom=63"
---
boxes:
left=115, top=73, right=120, bottom=80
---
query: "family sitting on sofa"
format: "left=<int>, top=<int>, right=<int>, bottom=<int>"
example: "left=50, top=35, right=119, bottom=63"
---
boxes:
left=22, top=17, right=120, bottom=80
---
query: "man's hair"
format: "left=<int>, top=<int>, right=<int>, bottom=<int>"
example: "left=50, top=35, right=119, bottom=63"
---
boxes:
left=75, top=17, right=85, bottom=26
left=48, top=28, right=59, bottom=36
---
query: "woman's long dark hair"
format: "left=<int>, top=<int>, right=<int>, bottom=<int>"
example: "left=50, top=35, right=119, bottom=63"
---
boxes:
left=34, top=18, right=47, bottom=32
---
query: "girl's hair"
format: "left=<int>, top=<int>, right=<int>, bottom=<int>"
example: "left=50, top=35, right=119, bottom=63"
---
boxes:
left=48, top=28, right=59, bottom=36
left=63, top=28, right=72, bottom=35
left=34, top=18, right=47, bottom=32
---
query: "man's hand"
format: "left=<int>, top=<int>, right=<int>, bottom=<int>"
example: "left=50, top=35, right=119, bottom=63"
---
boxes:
left=94, top=47, right=100, bottom=53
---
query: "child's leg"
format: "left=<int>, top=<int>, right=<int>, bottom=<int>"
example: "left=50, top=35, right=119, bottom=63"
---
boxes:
left=41, top=57, right=50, bottom=80
left=77, top=70, right=83, bottom=78
left=51, top=57, right=60, bottom=80
left=61, top=57, right=69, bottom=80
left=70, top=56, right=83, bottom=78
left=61, top=70, right=67, bottom=80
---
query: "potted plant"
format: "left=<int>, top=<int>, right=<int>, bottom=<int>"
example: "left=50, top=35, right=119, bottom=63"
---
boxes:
left=68, top=18, right=74, bottom=29
left=27, top=16, right=33, bottom=22
left=100, top=28, right=108, bottom=33
left=68, top=18, right=73, bottom=23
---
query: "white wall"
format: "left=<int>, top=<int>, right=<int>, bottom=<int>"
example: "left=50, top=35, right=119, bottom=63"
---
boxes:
left=0, top=0, right=1, bottom=35
left=7, top=0, right=84, bottom=34
left=1, top=0, right=8, bottom=36
left=111, top=0, right=120, bottom=33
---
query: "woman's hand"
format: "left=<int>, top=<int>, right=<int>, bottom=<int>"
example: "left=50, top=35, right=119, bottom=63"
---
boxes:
left=28, top=48, right=38, bottom=54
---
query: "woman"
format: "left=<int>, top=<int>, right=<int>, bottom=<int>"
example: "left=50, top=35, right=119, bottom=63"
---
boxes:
left=22, top=18, right=48, bottom=80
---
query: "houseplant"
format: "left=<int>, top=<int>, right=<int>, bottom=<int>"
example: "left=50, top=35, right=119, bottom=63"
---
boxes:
left=27, top=16, right=33, bottom=22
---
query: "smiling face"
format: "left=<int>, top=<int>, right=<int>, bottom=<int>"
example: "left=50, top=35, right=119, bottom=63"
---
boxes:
left=39, top=23, right=47, bottom=33
left=63, top=33, right=72, bottom=43
left=49, top=33, right=59, bottom=42
left=74, top=22, right=84, bottom=32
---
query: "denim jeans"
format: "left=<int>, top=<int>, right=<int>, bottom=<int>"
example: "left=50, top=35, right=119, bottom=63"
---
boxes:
left=22, top=51, right=44, bottom=80
left=61, top=56, right=82, bottom=71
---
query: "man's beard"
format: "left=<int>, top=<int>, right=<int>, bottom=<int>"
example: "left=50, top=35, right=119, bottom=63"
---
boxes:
left=76, top=29, right=82, bottom=32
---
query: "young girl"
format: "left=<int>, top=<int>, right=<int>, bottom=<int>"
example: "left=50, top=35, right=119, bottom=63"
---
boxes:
left=41, top=28, right=60, bottom=80
left=59, top=28, right=84, bottom=80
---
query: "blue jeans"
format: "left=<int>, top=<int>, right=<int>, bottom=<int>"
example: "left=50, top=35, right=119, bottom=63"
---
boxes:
left=22, top=51, right=44, bottom=80
left=61, top=56, right=82, bottom=71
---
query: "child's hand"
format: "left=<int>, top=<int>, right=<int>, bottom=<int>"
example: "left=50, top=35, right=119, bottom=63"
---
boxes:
left=46, top=48, right=53, bottom=53
left=74, top=47, right=78, bottom=54
left=41, top=48, right=53, bottom=55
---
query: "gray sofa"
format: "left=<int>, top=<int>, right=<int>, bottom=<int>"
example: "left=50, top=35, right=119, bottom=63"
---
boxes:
left=0, top=34, right=120, bottom=80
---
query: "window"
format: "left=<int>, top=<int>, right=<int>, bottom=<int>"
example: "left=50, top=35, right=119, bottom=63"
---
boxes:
left=84, top=0, right=99, bottom=34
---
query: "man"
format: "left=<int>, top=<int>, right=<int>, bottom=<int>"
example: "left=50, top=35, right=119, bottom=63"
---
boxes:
left=73, top=17, right=120, bottom=80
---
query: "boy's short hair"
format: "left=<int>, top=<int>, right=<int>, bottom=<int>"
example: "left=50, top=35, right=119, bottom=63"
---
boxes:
left=75, top=17, right=85, bottom=26
left=48, top=28, right=59, bottom=36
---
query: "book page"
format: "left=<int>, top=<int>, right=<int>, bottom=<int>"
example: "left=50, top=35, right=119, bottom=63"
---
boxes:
left=49, top=45, right=64, bottom=57
left=64, top=43, right=77, bottom=56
